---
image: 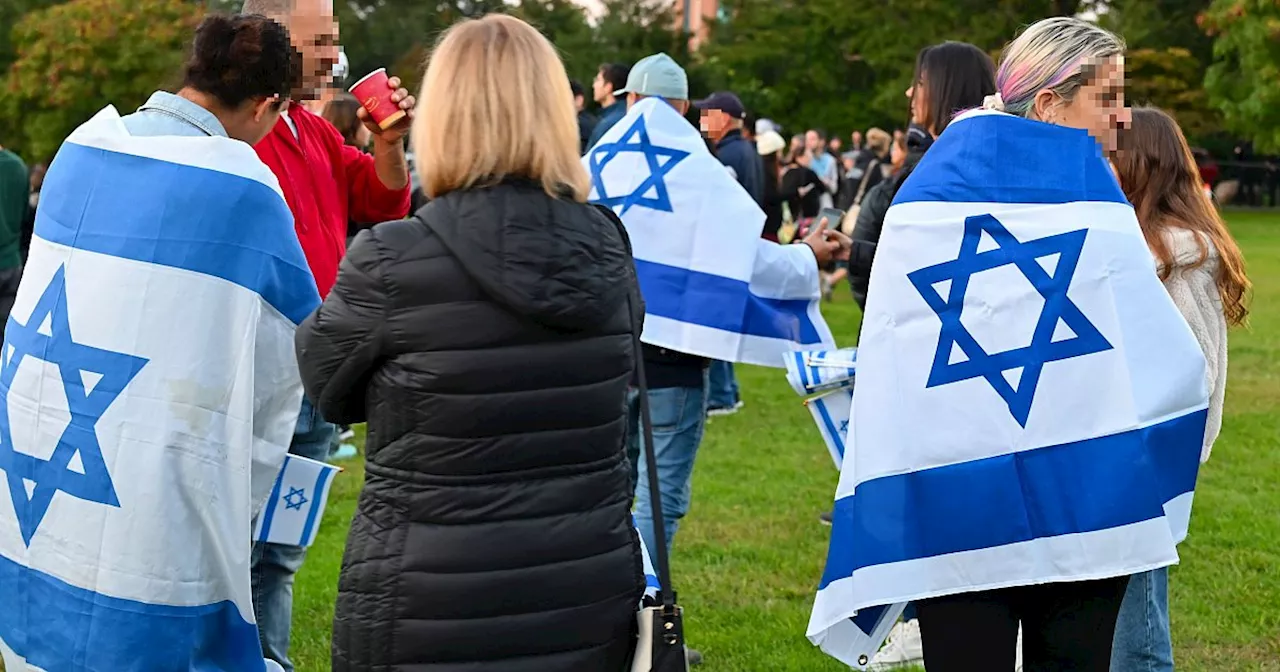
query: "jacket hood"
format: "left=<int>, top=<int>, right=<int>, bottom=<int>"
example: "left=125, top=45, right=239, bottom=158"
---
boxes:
left=418, top=181, right=634, bottom=331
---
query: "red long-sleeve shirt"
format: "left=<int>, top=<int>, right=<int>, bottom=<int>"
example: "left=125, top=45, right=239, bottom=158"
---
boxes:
left=255, top=104, right=411, bottom=298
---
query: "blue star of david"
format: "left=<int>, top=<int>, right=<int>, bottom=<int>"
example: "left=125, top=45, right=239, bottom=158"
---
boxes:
left=0, top=266, right=148, bottom=546
left=588, top=115, right=689, bottom=215
left=907, top=214, right=1112, bottom=427
left=283, top=486, right=308, bottom=511
left=838, top=420, right=849, bottom=435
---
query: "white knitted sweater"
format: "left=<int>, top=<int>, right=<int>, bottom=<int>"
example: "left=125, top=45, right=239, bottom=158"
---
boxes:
left=1158, top=228, right=1228, bottom=462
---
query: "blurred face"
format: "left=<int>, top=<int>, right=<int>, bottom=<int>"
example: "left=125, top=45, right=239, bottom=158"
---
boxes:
left=1037, top=56, right=1129, bottom=154
left=573, top=93, right=585, bottom=112
left=284, top=0, right=340, bottom=101
left=593, top=70, right=613, bottom=105
left=699, top=108, right=733, bottom=139
left=790, top=135, right=804, bottom=152
left=805, top=130, right=823, bottom=152
left=851, top=131, right=862, bottom=148
left=829, top=137, right=842, bottom=153
left=232, top=97, right=287, bottom=146
left=891, top=140, right=907, bottom=168
left=907, top=73, right=929, bottom=128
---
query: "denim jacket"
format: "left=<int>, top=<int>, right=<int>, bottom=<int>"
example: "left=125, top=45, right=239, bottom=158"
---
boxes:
left=121, top=91, right=228, bottom=139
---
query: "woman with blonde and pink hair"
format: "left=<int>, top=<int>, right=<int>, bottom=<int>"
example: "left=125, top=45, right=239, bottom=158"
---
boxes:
left=911, top=17, right=1134, bottom=672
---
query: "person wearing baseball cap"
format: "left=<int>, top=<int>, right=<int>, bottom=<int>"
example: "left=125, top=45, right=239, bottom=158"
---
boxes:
left=694, top=91, right=762, bottom=206
left=618, top=52, right=691, bottom=115
left=693, top=90, right=764, bottom=417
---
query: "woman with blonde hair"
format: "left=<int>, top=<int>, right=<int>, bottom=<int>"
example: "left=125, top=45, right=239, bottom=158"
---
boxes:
left=1109, top=106, right=1249, bottom=672
left=296, top=14, right=645, bottom=672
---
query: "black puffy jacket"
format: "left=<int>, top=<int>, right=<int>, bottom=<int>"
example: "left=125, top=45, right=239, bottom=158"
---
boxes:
left=296, top=180, right=646, bottom=672
left=848, top=151, right=924, bottom=309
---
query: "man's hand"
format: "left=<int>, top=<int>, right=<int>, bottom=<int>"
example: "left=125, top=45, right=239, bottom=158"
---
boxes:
left=802, top=217, right=852, bottom=266
left=358, top=75, right=416, bottom=145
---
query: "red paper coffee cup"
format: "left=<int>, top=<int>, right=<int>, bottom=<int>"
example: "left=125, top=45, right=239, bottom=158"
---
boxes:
left=349, top=68, right=406, bottom=130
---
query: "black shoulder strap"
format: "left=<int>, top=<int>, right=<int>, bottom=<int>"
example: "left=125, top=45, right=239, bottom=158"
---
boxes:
left=604, top=207, right=677, bottom=610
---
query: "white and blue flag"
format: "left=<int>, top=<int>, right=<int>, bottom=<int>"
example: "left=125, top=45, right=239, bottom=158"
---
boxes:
left=585, top=98, right=834, bottom=367
left=0, top=107, right=319, bottom=671
left=634, top=515, right=660, bottom=603
left=254, top=454, right=341, bottom=548
left=784, top=348, right=856, bottom=396
left=806, top=388, right=853, bottom=469
left=808, top=110, right=1209, bottom=667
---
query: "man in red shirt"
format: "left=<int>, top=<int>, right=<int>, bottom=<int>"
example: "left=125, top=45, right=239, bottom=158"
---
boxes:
left=240, top=1, right=413, bottom=670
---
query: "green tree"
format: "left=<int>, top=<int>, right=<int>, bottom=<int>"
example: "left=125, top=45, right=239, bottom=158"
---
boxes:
left=1125, top=46, right=1219, bottom=140
left=1202, top=0, right=1280, bottom=151
left=1095, top=0, right=1220, bottom=141
left=1098, top=0, right=1214, bottom=58
left=337, top=0, right=509, bottom=85
left=509, top=0, right=597, bottom=85
left=0, top=0, right=67, bottom=79
left=343, top=0, right=691, bottom=111
left=700, top=0, right=1079, bottom=138
left=0, top=0, right=202, bottom=162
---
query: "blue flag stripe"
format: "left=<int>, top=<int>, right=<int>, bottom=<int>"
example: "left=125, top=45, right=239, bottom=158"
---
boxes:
left=257, top=466, right=286, bottom=544
left=794, top=353, right=811, bottom=388
left=636, top=259, right=823, bottom=343
left=0, top=553, right=264, bottom=671
left=818, top=409, right=1205, bottom=589
left=894, top=114, right=1127, bottom=206
left=38, top=142, right=319, bottom=324
left=813, top=397, right=845, bottom=459
left=298, top=465, right=335, bottom=546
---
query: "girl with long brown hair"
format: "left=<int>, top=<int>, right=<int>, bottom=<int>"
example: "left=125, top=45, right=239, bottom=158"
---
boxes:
left=1110, top=105, right=1250, bottom=672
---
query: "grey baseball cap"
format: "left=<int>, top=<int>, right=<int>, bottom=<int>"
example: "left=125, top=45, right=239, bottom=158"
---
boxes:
left=615, top=53, right=689, bottom=101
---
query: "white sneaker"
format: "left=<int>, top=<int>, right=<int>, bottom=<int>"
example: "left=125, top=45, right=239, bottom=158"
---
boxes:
left=707, top=400, right=745, bottom=417
left=868, top=619, right=923, bottom=670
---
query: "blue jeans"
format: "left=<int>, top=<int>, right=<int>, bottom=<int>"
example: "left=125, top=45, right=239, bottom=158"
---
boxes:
left=707, top=360, right=739, bottom=409
left=251, top=398, right=335, bottom=672
left=1111, top=567, right=1173, bottom=672
left=629, top=375, right=709, bottom=565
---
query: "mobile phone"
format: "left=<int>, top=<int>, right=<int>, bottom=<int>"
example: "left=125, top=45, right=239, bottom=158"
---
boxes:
left=817, top=207, right=846, bottom=230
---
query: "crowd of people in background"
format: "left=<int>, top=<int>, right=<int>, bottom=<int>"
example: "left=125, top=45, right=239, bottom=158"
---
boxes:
left=0, top=3, right=1255, bottom=672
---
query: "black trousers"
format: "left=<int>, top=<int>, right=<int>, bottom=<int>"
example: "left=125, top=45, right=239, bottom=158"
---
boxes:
left=0, top=266, right=21, bottom=337
left=916, top=576, right=1130, bottom=672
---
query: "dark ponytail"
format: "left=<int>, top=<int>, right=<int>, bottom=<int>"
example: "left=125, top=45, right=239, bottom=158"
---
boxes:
left=183, top=14, right=299, bottom=109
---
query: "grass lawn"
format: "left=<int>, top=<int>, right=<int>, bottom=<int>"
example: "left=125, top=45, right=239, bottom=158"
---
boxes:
left=287, top=210, right=1280, bottom=672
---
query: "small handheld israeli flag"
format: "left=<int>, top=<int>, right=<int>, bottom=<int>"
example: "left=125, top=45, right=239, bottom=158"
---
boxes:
left=254, top=454, right=341, bottom=548
left=585, top=98, right=834, bottom=367
left=784, top=349, right=856, bottom=397
left=806, top=388, right=853, bottom=469
left=0, top=107, right=318, bottom=672
left=808, top=110, right=1210, bottom=668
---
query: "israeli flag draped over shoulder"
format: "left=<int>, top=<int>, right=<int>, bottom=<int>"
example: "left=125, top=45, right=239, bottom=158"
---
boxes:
left=807, top=109, right=1210, bottom=668
left=0, top=107, right=319, bottom=671
left=584, top=97, right=834, bottom=366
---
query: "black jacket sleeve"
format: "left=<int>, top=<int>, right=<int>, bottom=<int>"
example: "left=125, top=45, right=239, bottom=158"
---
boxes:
left=295, top=227, right=392, bottom=424
left=849, top=180, right=894, bottom=310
